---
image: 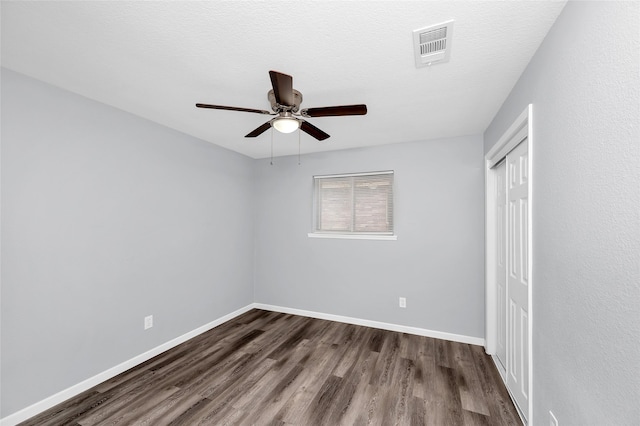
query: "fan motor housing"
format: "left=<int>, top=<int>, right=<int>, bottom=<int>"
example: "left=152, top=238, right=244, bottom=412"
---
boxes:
left=268, top=89, right=303, bottom=113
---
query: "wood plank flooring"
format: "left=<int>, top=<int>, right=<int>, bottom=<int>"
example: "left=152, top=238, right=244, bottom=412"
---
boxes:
left=20, top=309, right=521, bottom=425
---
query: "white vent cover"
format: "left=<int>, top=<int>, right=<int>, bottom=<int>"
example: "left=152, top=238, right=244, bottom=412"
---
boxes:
left=413, top=20, right=454, bottom=68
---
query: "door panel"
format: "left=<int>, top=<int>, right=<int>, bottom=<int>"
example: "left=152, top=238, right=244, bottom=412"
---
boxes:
left=506, top=140, right=529, bottom=420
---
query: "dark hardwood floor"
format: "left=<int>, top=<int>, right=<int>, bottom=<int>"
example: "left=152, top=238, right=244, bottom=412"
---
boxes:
left=20, top=309, right=521, bottom=425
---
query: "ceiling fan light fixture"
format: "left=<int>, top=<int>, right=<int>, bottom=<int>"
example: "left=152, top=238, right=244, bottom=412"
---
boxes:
left=197, top=71, right=366, bottom=140
left=272, top=116, right=300, bottom=133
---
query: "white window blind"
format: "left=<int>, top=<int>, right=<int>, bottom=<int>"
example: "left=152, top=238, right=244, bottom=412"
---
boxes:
left=314, top=171, right=394, bottom=235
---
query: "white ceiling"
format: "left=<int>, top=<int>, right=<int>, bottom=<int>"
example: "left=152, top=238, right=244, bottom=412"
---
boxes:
left=1, top=1, right=566, bottom=159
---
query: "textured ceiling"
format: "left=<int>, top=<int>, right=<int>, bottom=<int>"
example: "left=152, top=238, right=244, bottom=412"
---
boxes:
left=1, top=1, right=566, bottom=159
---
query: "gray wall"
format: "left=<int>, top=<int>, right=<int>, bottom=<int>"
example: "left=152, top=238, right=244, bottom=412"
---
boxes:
left=1, top=69, right=255, bottom=417
left=253, top=135, right=485, bottom=339
left=484, top=2, right=640, bottom=425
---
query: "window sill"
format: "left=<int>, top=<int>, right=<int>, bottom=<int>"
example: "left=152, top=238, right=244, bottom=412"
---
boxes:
left=307, top=233, right=397, bottom=241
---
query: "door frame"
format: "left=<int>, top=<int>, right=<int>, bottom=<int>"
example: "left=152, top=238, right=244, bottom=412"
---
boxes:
left=484, top=104, right=533, bottom=424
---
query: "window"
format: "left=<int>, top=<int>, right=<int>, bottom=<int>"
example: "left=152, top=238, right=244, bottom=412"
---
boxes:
left=311, top=171, right=395, bottom=239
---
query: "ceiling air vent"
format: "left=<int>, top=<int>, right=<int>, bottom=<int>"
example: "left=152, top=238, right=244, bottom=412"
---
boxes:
left=413, top=20, right=454, bottom=68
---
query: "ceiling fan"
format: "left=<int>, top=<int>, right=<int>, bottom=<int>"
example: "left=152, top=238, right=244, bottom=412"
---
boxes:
left=196, top=71, right=367, bottom=141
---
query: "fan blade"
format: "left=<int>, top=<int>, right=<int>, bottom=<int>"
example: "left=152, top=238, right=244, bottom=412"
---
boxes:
left=269, top=71, right=294, bottom=106
left=245, top=121, right=272, bottom=138
left=301, top=104, right=368, bottom=117
left=300, top=121, right=330, bottom=141
left=196, top=103, right=272, bottom=115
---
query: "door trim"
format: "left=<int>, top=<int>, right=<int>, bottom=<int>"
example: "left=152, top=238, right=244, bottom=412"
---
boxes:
left=484, top=104, right=533, bottom=424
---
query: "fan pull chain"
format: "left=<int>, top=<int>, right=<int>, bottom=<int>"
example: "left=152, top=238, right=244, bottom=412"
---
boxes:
left=298, top=127, right=301, bottom=166
left=270, top=127, right=274, bottom=166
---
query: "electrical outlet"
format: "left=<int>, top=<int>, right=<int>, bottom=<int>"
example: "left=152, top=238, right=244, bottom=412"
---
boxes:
left=549, top=411, right=558, bottom=426
left=144, top=315, right=153, bottom=330
left=399, top=297, right=407, bottom=308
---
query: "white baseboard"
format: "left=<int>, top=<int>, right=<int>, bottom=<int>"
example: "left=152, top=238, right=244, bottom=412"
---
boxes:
left=253, top=303, right=485, bottom=346
left=0, top=304, right=255, bottom=426
left=491, top=353, right=507, bottom=382
left=2, top=302, right=484, bottom=425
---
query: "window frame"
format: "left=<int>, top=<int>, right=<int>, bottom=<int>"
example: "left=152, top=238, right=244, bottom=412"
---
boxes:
left=308, top=170, right=397, bottom=241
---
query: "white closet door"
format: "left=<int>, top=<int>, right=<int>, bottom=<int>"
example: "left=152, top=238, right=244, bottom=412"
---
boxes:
left=495, top=160, right=507, bottom=372
left=506, top=139, right=529, bottom=420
